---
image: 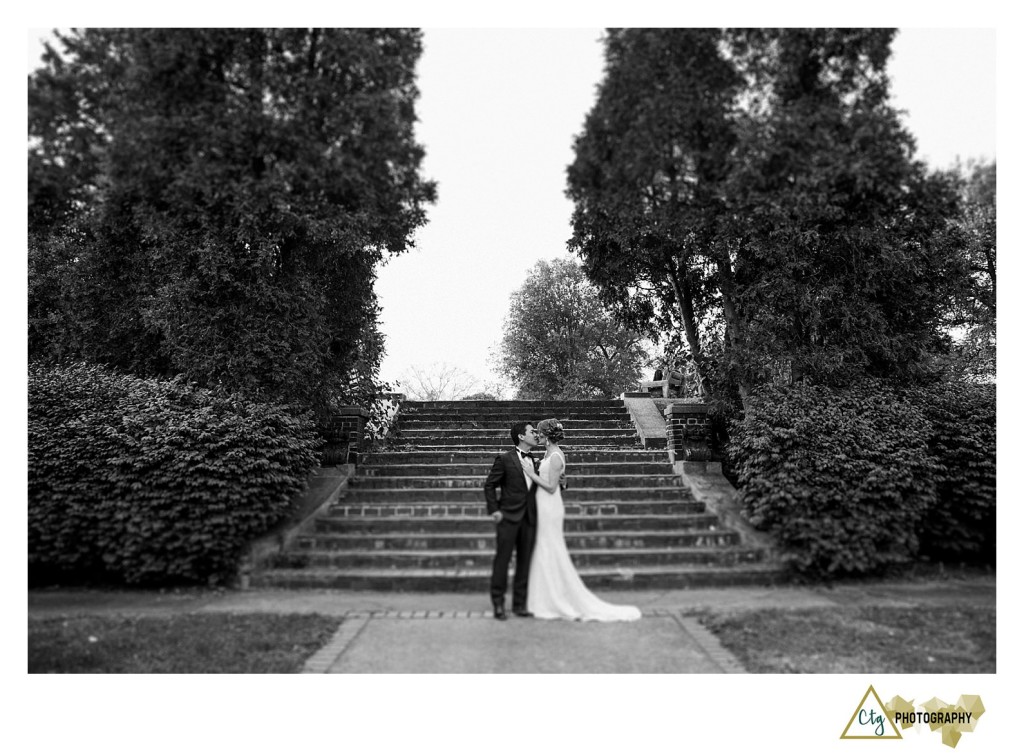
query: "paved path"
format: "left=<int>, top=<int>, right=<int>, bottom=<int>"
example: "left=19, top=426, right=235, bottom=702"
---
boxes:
left=300, top=609, right=743, bottom=673
left=27, top=575, right=995, bottom=673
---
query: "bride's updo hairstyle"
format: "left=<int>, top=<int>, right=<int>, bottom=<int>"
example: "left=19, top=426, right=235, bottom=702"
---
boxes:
left=536, top=418, right=564, bottom=444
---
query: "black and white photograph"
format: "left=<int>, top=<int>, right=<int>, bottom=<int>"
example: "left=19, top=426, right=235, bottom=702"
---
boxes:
left=16, top=5, right=1010, bottom=752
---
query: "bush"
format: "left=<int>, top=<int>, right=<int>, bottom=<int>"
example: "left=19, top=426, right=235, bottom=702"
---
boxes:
left=903, top=382, right=995, bottom=564
left=729, top=380, right=937, bottom=578
left=29, top=362, right=322, bottom=585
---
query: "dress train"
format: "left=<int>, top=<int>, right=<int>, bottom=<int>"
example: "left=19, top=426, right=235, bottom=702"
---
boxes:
left=526, top=451, right=641, bottom=622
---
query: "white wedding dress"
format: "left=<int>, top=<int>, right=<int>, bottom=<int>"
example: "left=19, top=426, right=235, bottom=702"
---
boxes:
left=527, top=450, right=642, bottom=621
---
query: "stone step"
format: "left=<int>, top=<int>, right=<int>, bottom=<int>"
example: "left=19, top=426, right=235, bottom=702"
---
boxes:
left=398, top=436, right=640, bottom=447
left=398, top=419, right=635, bottom=431
left=267, top=545, right=766, bottom=570
left=388, top=445, right=646, bottom=454
left=402, top=400, right=624, bottom=409
left=313, top=513, right=722, bottom=534
left=400, top=427, right=637, bottom=438
left=249, top=563, right=788, bottom=590
left=337, top=487, right=695, bottom=503
left=357, top=462, right=673, bottom=477
left=347, top=474, right=683, bottom=490
left=293, top=529, right=743, bottom=552
left=255, top=397, right=779, bottom=592
left=329, top=501, right=706, bottom=520
left=359, top=449, right=668, bottom=465
left=399, top=410, right=631, bottom=421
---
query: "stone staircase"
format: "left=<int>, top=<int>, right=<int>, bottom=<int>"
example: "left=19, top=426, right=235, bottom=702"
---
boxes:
left=251, top=399, right=783, bottom=590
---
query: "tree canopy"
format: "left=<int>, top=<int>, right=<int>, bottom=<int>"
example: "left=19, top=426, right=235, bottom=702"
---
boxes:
left=28, top=28, right=436, bottom=412
left=493, top=258, right=651, bottom=399
left=934, top=159, right=996, bottom=382
left=567, top=28, right=976, bottom=408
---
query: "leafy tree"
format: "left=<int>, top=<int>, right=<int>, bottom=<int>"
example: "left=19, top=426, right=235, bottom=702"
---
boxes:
left=720, top=29, right=961, bottom=394
left=566, top=29, right=738, bottom=398
left=462, top=392, right=501, bottom=401
left=493, top=258, right=651, bottom=399
left=935, top=159, right=996, bottom=382
left=568, top=29, right=965, bottom=408
left=28, top=29, right=436, bottom=413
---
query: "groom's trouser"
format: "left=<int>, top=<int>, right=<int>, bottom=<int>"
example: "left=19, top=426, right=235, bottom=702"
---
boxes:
left=491, top=516, right=536, bottom=608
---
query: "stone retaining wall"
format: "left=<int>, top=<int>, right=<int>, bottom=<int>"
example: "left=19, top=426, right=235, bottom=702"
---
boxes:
left=320, top=406, right=370, bottom=464
left=665, top=403, right=714, bottom=462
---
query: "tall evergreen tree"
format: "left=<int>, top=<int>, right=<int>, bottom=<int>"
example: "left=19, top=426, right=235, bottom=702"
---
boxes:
left=720, top=29, right=961, bottom=394
left=567, top=29, right=738, bottom=398
left=28, top=28, right=436, bottom=410
left=568, top=28, right=964, bottom=408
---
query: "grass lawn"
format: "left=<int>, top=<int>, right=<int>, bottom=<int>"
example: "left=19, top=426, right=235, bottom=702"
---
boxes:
left=29, top=602, right=995, bottom=674
left=28, top=613, right=341, bottom=673
left=700, top=605, right=996, bottom=673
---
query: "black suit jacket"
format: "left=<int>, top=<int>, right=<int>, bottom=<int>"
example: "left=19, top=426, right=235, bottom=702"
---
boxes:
left=483, top=449, right=538, bottom=525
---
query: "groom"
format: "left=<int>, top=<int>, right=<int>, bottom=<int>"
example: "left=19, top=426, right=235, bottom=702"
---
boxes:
left=483, top=421, right=540, bottom=620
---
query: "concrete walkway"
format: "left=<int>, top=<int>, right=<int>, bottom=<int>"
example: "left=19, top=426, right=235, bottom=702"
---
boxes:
left=28, top=574, right=995, bottom=673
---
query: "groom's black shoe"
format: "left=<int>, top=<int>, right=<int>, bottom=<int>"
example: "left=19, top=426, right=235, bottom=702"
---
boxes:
left=512, top=607, right=534, bottom=618
left=492, top=602, right=508, bottom=620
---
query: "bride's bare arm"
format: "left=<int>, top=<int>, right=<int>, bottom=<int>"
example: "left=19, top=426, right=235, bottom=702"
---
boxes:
left=525, top=454, right=563, bottom=494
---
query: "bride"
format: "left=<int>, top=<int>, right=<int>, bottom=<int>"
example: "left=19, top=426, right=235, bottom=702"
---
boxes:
left=523, top=418, right=641, bottom=622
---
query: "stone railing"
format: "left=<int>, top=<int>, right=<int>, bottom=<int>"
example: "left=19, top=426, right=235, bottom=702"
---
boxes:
left=237, top=465, right=356, bottom=588
left=319, top=393, right=405, bottom=465
left=664, top=402, right=774, bottom=552
left=319, top=406, right=370, bottom=465
left=664, top=402, right=716, bottom=463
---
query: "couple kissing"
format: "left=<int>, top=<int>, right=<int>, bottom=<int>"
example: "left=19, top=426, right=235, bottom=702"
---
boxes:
left=483, top=418, right=641, bottom=622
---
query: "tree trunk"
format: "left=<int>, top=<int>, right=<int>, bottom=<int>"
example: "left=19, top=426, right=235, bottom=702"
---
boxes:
left=714, top=251, right=751, bottom=411
left=984, top=246, right=996, bottom=317
left=667, top=260, right=710, bottom=398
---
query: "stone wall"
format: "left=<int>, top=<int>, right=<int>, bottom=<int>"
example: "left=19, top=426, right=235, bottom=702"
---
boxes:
left=320, top=406, right=370, bottom=465
left=665, top=403, right=714, bottom=463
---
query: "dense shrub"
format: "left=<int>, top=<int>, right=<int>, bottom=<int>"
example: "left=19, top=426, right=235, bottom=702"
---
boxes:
left=903, top=382, right=996, bottom=563
left=29, top=362, right=322, bottom=585
left=729, top=380, right=938, bottom=578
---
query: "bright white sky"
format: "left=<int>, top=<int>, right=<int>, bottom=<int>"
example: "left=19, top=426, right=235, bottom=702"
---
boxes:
left=23, top=27, right=998, bottom=395
left=375, top=27, right=997, bottom=391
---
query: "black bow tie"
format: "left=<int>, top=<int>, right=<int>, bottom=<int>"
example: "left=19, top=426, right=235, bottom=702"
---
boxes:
left=520, top=452, right=533, bottom=461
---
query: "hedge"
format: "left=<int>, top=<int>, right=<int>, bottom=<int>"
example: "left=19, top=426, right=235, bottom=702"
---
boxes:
left=729, top=379, right=996, bottom=578
left=904, top=382, right=996, bottom=563
left=28, top=362, right=322, bottom=585
left=728, top=380, right=937, bottom=578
